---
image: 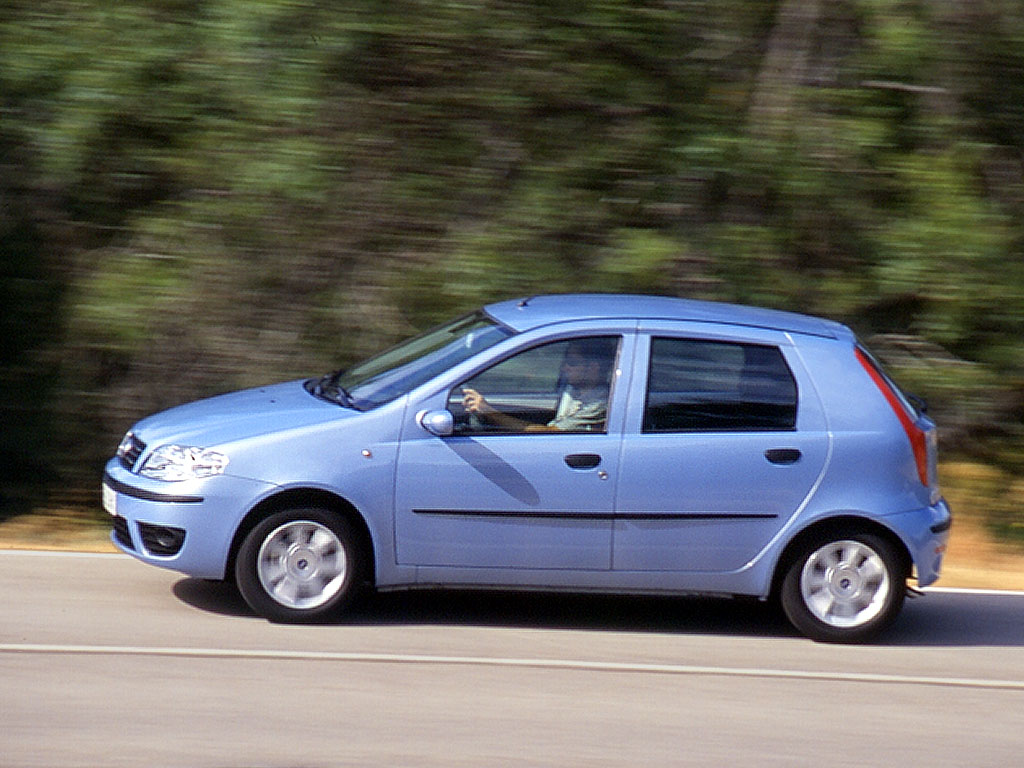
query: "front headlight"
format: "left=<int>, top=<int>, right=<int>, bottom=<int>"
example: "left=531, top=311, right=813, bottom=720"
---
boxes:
left=139, top=445, right=229, bottom=482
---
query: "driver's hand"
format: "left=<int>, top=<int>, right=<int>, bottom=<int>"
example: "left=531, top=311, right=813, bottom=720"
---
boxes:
left=461, top=388, right=493, bottom=415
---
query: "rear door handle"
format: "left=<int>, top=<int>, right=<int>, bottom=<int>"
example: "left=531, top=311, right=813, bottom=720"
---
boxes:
left=765, top=448, right=802, bottom=465
left=564, top=453, right=602, bottom=470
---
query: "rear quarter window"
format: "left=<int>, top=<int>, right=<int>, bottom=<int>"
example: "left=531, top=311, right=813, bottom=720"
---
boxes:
left=855, top=343, right=922, bottom=420
left=643, top=338, right=798, bottom=432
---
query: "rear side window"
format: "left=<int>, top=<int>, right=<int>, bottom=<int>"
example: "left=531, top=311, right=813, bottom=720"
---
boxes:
left=643, top=338, right=797, bottom=432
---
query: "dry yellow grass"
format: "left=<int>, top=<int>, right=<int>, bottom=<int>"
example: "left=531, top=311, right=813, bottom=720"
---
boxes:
left=936, top=461, right=1024, bottom=590
left=0, top=510, right=117, bottom=553
left=939, top=503, right=1024, bottom=590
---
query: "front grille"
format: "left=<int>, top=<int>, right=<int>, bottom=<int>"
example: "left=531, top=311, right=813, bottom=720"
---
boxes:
left=139, top=523, right=186, bottom=556
left=117, top=433, right=146, bottom=471
left=112, top=516, right=134, bottom=550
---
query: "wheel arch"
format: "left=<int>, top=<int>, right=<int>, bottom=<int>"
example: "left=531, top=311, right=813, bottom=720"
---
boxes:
left=770, top=514, right=912, bottom=600
left=227, top=488, right=376, bottom=588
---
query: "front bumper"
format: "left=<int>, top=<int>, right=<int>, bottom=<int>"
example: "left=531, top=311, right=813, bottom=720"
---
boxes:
left=103, top=458, right=276, bottom=580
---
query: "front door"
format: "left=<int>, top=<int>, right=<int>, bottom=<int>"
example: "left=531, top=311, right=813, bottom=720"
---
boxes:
left=395, top=336, right=626, bottom=570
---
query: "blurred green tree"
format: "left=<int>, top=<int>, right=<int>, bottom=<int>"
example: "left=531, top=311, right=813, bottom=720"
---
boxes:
left=0, top=0, right=1022, bottom=538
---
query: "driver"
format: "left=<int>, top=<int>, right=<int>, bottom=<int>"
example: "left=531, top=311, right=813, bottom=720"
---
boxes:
left=461, top=337, right=617, bottom=432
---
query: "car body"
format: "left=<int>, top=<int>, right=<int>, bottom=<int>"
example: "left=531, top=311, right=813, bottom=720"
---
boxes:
left=103, top=294, right=951, bottom=641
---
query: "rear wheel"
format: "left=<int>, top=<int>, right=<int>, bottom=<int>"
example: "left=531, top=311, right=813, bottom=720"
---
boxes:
left=780, top=531, right=906, bottom=643
left=236, top=508, right=362, bottom=623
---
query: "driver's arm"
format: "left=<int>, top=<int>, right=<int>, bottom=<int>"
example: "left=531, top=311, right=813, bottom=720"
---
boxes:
left=461, top=388, right=560, bottom=432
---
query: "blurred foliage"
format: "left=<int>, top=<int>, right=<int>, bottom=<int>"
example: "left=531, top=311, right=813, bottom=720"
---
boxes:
left=943, top=462, right=1024, bottom=548
left=1, top=0, right=1022, bottom=541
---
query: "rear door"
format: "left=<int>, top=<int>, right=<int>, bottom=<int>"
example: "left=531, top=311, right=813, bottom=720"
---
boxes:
left=613, top=324, right=829, bottom=572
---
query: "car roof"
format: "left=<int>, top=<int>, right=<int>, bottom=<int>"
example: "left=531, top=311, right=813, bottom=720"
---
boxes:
left=484, top=294, right=847, bottom=339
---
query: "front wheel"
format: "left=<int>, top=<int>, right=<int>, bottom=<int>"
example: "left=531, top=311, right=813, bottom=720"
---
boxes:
left=236, top=508, right=362, bottom=623
left=780, top=532, right=906, bottom=643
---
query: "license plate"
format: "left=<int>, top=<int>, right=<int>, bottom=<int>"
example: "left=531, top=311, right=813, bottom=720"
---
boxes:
left=102, top=483, right=117, bottom=516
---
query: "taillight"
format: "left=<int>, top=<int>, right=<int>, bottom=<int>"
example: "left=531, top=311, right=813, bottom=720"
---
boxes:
left=855, top=348, right=930, bottom=487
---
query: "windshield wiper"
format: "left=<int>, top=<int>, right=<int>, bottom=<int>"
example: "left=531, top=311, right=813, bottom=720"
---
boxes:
left=311, top=370, right=353, bottom=407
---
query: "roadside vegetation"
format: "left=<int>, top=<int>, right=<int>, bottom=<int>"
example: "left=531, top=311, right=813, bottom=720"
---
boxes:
left=2, top=1, right=1022, bottom=552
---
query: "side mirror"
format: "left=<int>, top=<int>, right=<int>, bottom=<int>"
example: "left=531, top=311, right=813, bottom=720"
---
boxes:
left=417, top=409, right=454, bottom=437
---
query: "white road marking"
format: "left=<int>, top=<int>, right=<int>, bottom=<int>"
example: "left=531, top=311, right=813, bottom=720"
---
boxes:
left=2, top=550, right=1024, bottom=596
left=2, top=643, right=1023, bottom=691
left=924, top=586, right=1024, bottom=597
left=4, top=548, right=1024, bottom=604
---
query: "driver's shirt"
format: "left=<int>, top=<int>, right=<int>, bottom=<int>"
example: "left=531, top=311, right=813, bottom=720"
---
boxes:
left=547, top=386, right=608, bottom=432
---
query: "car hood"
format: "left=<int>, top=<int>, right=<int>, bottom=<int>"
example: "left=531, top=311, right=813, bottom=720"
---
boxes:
left=131, top=379, right=355, bottom=450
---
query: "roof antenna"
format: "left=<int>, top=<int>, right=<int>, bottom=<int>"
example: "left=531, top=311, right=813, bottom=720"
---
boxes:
left=517, top=296, right=536, bottom=308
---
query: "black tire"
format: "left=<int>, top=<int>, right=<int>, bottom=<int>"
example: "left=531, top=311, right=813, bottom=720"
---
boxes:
left=780, top=531, right=906, bottom=643
left=235, top=507, right=362, bottom=623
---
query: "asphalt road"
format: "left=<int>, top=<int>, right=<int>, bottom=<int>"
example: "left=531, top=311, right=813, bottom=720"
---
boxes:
left=2, top=550, right=1023, bottom=768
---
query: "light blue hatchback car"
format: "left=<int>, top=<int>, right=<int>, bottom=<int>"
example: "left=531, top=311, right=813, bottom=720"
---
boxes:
left=103, top=294, right=951, bottom=642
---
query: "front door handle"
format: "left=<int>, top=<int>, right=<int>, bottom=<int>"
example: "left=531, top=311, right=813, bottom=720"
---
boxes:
left=765, top=448, right=802, bottom=465
left=565, top=453, right=602, bottom=470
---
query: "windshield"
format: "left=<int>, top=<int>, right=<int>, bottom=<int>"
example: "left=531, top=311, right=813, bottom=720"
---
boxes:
left=312, top=312, right=513, bottom=410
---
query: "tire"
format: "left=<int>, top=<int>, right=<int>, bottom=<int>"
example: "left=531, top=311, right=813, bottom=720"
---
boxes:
left=235, top=508, right=362, bottom=623
left=780, top=531, right=906, bottom=643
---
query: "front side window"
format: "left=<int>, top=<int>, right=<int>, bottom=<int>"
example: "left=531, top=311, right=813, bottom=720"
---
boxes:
left=451, top=336, right=620, bottom=435
left=643, top=337, right=797, bottom=432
